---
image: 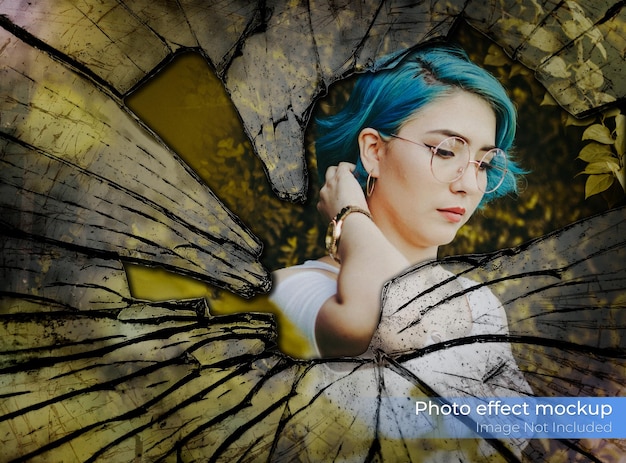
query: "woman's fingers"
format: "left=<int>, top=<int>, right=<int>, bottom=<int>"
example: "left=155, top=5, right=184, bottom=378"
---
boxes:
left=337, top=161, right=356, bottom=169
left=335, top=162, right=356, bottom=176
left=324, top=162, right=355, bottom=183
left=324, top=165, right=337, bottom=183
left=318, top=163, right=368, bottom=221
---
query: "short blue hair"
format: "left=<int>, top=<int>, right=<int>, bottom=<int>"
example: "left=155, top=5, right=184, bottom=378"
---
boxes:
left=315, top=42, right=525, bottom=206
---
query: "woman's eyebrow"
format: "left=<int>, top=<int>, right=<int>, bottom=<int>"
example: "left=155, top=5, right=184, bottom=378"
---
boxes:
left=425, top=129, right=498, bottom=152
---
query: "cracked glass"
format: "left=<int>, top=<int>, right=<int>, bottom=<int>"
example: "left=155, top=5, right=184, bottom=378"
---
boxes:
left=1, top=1, right=625, bottom=461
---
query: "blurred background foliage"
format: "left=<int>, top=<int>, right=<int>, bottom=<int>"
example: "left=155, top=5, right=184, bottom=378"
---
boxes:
left=125, top=21, right=623, bottom=356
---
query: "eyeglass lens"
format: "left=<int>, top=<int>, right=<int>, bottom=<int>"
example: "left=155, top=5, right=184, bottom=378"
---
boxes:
left=430, top=137, right=507, bottom=193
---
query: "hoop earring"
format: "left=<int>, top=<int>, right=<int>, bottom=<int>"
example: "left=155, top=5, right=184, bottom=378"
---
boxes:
left=366, top=173, right=376, bottom=197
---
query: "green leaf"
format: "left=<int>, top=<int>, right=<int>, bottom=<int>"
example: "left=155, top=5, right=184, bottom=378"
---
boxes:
left=541, top=56, right=570, bottom=79
left=582, top=124, right=614, bottom=144
left=526, top=27, right=561, bottom=53
left=509, top=63, right=530, bottom=79
left=547, top=80, right=578, bottom=105
left=575, top=59, right=604, bottom=92
left=601, top=107, right=621, bottom=119
left=483, top=45, right=510, bottom=67
left=579, top=160, right=620, bottom=175
left=615, top=113, right=625, bottom=156
left=592, top=91, right=618, bottom=107
left=585, top=174, right=614, bottom=199
left=617, top=165, right=626, bottom=192
left=540, top=92, right=558, bottom=107
left=577, top=142, right=614, bottom=163
left=563, top=113, right=595, bottom=126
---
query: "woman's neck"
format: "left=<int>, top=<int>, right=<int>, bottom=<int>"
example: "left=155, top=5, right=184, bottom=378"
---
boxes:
left=397, top=242, right=439, bottom=266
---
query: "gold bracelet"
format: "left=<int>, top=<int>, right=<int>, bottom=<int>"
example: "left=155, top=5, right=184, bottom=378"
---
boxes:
left=325, top=206, right=372, bottom=263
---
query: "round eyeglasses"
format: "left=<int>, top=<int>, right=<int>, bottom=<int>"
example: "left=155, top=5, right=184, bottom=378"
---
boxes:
left=382, top=133, right=508, bottom=194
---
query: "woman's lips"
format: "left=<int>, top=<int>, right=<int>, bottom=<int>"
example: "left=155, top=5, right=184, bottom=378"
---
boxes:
left=437, top=207, right=466, bottom=223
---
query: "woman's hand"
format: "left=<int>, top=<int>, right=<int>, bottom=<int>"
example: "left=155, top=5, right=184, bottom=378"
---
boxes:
left=317, top=162, right=369, bottom=222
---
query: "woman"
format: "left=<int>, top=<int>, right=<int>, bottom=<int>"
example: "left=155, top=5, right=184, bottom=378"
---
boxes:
left=270, top=44, right=535, bottom=459
left=270, top=42, right=525, bottom=359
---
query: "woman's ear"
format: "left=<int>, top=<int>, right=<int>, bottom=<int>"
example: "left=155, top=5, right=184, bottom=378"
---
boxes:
left=357, top=127, right=384, bottom=177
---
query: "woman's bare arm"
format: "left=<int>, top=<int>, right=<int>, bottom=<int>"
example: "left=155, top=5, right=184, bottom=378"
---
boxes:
left=315, top=163, right=409, bottom=357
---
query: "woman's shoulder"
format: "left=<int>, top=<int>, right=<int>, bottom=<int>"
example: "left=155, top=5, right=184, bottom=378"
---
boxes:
left=272, top=258, right=339, bottom=285
left=456, top=276, right=500, bottom=303
left=269, top=258, right=341, bottom=358
left=456, top=276, right=510, bottom=334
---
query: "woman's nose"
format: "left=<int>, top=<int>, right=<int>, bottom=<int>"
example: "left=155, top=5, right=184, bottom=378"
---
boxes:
left=449, top=162, right=481, bottom=194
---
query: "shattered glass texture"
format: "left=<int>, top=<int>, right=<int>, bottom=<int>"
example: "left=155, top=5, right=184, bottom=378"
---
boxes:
left=1, top=1, right=625, bottom=461
left=2, top=1, right=624, bottom=203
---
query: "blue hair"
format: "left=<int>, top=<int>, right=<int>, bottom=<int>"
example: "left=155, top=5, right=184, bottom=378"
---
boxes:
left=315, top=42, right=525, bottom=207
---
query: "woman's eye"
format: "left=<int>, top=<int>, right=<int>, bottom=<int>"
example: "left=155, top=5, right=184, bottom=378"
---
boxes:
left=435, top=148, right=456, bottom=158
